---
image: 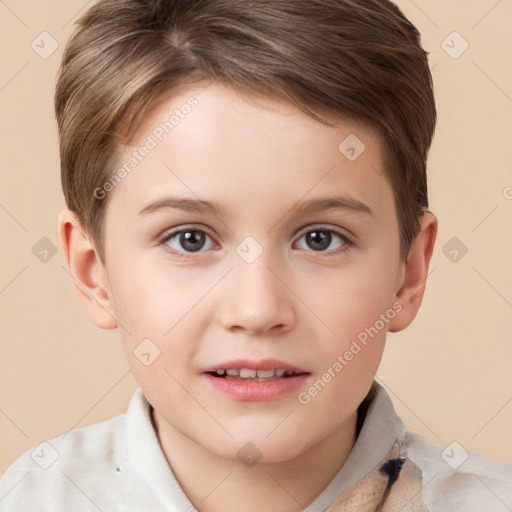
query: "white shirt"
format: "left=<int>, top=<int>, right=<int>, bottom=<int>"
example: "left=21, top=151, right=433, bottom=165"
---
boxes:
left=0, top=381, right=511, bottom=511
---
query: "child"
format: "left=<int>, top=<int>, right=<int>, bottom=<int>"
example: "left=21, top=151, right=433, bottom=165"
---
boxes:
left=1, top=0, right=511, bottom=510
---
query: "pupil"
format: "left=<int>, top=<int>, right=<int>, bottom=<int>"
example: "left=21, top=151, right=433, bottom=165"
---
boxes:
left=307, top=230, right=330, bottom=251
left=181, top=231, right=205, bottom=252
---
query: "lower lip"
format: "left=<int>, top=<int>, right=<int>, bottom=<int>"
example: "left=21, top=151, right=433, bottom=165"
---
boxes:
left=204, top=373, right=309, bottom=401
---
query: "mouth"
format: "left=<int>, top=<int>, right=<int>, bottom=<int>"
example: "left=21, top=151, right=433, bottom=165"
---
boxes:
left=203, top=359, right=310, bottom=401
left=203, top=359, right=309, bottom=380
left=207, top=368, right=304, bottom=381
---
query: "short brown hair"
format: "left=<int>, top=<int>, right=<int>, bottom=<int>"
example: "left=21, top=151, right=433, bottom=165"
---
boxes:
left=55, top=0, right=436, bottom=264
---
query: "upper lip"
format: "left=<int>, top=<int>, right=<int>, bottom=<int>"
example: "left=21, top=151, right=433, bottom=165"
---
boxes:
left=203, top=358, right=309, bottom=374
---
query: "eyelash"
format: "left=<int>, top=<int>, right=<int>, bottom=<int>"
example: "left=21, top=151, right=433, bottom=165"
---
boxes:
left=158, top=225, right=354, bottom=261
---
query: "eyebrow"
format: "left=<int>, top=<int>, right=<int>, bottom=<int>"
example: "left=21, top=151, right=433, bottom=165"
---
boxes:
left=138, top=195, right=374, bottom=218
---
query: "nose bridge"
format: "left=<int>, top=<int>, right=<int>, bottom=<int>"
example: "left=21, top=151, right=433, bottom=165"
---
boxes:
left=219, top=240, right=294, bottom=334
left=234, top=245, right=278, bottom=298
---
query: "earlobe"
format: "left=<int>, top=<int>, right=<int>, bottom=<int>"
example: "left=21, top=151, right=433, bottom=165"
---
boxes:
left=387, top=211, right=438, bottom=333
left=57, top=209, right=118, bottom=330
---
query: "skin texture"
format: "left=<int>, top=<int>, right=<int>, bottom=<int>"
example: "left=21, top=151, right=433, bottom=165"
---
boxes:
left=58, top=82, right=437, bottom=511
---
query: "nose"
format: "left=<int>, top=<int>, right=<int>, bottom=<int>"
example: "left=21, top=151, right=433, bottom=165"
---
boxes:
left=218, top=249, right=296, bottom=335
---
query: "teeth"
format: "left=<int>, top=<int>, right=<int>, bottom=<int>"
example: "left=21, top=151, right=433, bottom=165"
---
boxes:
left=214, top=368, right=295, bottom=379
left=240, top=368, right=257, bottom=378
left=256, top=369, right=275, bottom=378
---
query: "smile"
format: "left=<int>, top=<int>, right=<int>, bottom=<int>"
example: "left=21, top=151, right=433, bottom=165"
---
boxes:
left=203, top=359, right=310, bottom=401
left=210, top=368, right=299, bottom=380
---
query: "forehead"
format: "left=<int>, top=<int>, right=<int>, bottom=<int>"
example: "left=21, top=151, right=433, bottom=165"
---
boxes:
left=105, top=82, right=393, bottom=224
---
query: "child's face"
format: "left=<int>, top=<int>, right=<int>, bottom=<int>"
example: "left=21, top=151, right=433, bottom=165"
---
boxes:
left=99, top=82, right=406, bottom=463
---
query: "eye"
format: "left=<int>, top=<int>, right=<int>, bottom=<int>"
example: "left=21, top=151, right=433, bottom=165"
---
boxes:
left=158, top=225, right=353, bottom=260
left=160, top=227, right=216, bottom=257
left=294, top=227, right=352, bottom=255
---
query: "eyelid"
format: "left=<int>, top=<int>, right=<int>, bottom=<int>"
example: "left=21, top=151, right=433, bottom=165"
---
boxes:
left=158, top=224, right=218, bottom=248
left=295, top=223, right=353, bottom=242
left=158, top=223, right=215, bottom=240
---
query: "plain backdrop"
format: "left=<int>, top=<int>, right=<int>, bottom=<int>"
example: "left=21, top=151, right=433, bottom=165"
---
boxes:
left=1, top=0, right=511, bottom=477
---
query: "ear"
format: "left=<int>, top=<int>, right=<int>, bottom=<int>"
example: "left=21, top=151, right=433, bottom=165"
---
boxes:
left=387, top=211, right=438, bottom=333
left=58, top=208, right=118, bottom=330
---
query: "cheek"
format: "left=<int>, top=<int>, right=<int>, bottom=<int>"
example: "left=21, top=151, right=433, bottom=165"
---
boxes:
left=107, top=261, right=206, bottom=380
left=296, top=260, right=395, bottom=393
left=108, top=256, right=204, bottom=331
left=297, top=321, right=387, bottom=425
left=298, top=262, right=396, bottom=340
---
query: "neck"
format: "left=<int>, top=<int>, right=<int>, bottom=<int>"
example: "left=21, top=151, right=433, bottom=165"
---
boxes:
left=152, top=410, right=358, bottom=512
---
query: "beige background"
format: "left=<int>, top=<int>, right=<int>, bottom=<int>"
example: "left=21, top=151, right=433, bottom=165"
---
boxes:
left=1, top=0, right=511, bottom=478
